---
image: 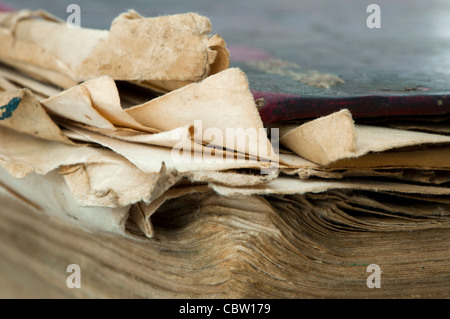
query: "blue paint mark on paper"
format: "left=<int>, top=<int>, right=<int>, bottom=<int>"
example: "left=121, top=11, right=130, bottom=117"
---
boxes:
left=0, top=97, right=21, bottom=120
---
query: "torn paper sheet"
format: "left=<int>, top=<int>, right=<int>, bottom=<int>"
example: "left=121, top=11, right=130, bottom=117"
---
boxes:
left=358, top=114, right=450, bottom=135
left=0, top=70, right=280, bottom=177
left=0, top=89, right=73, bottom=144
left=0, top=165, right=140, bottom=240
left=126, top=68, right=278, bottom=163
left=63, top=122, right=192, bottom=148
left=387, top=122, right=450, bottom=135
left=210, top=176, right=450, bottom=197
left=283, top=165, right=450, bottom=185
left=59, top=161, right=181, bottom=208
left=279, top=109, right=450, bottom=166
left=185, top=170, right=278, bottom=187
left=0, top=126, right=127, bottom=178
left=0, top=10, right=78, bottom=88
left=1, top=65, right=277, bottom=167
left=0, top=10, right=229, bottom=91
left=61, top=124, right=279, bottom=186
left=0, top=126, right=274, bottom=206
left=328, top=146, right=450, bottom=170
left=280, top=146, right=450, bottom=179
left=0, top=126, right=277, bottom=239
left=0, top=64, right=61, bottom=99
left=0, top=75, right=22, bottom=92
left=65, top=124, right=274, bottom=173
left=0, top=126, right=182, bottom=208
left=42, top=76, right=159, bottom=133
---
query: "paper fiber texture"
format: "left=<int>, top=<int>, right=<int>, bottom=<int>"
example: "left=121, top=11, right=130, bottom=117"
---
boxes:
left=0, top=10, right=229, bottom=91
left=127, top=68, right=278, bottom=163
left=1, top=82, right=449, bottom=240
left=280, top=147, right=450, bottom=181
left=0, top=126, right=273, bottom=238
left=279, top=109, right=450, bottom=166
left=210, top=176, right=450, bottom=197
left=0, top=64, right=62, bottom=99
left=1, top=68, right=277, bottom=167
left=0, top=165, right=137, bottom=239
left=0, top=89, right=72, bottom=144
left=1, top=85, right=449, bottom=239
left=43, top=76, right=159, bottom=133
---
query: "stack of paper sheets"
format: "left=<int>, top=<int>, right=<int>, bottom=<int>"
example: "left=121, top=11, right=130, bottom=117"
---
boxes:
left=0, top=9, right=449, bottom=244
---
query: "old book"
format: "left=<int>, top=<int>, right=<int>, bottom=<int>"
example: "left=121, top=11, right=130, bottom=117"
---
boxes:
left=0, top=7, right=449, bottom=300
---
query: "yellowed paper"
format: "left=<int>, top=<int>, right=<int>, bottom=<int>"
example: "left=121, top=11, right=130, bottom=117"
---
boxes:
left=127, top=68, right=277, bottom=162
left=0, top=65, right=61, bottom=99
left=279, top=109, right=450, bottom=166
left=42, top=76, right=159, bottom=133
left=0, top=8, right=448, bottom=246
left=0, top=126, right=122, bottom=178
left=63, top=122, right=192, bottom=148
left=211, top=176, right=450, bottom=197
left=0, top=89, right=72, bottom=144
left=0, top=165, right=138, bottom=239
left=0, top=10, right=229, bottom=91
left=60, top=161, right=180, bottom=208
left=64, top=124, right=271, bottom=173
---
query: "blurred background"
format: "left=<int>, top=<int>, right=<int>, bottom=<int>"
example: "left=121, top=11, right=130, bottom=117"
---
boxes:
left=2, top=0, right=450, bottom=96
